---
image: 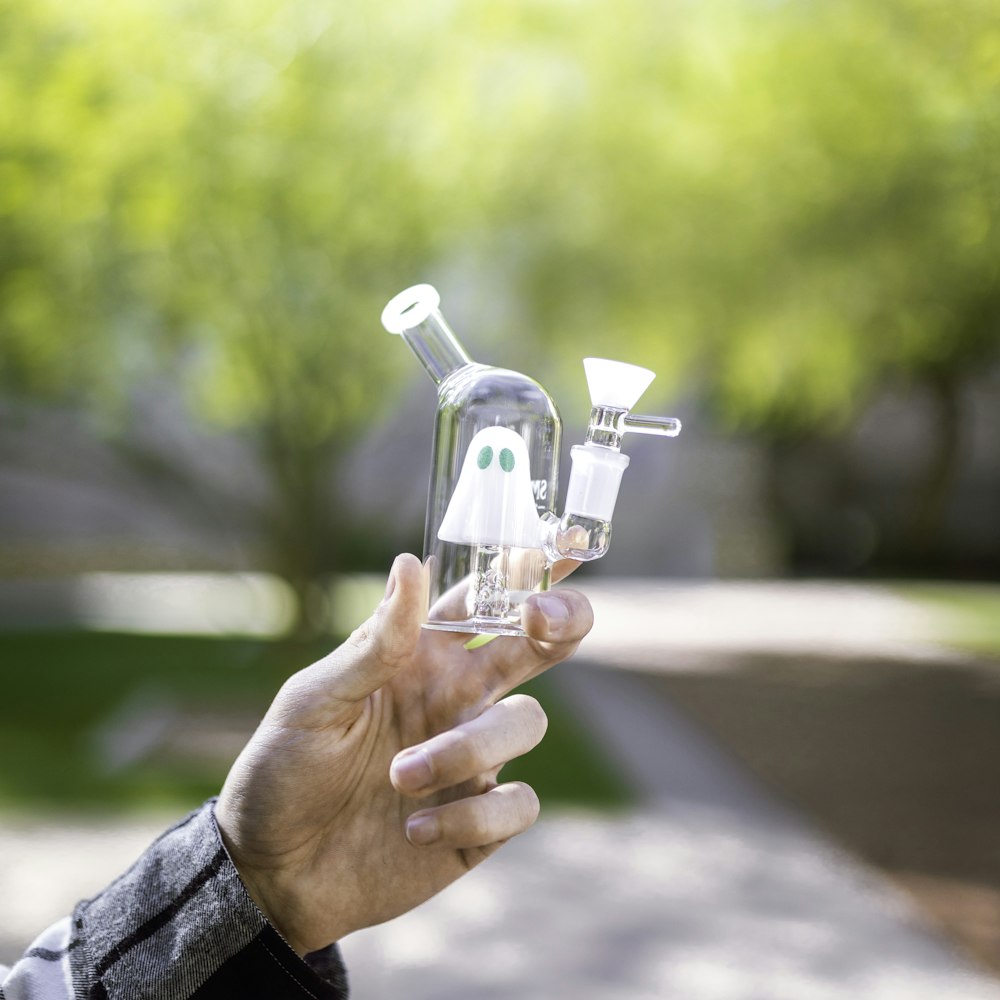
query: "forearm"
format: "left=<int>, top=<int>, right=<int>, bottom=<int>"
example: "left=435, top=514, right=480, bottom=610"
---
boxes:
left=1, top=801, right=348, bottom=1000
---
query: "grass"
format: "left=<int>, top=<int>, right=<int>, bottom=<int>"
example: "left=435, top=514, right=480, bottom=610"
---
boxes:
left=0, top=631, right=631, bottom=814
left=506, top=673, right=632, bottom=810
left=893, top=583, right=1000, bottom=656
left=0, top=631, right=311, bottom=812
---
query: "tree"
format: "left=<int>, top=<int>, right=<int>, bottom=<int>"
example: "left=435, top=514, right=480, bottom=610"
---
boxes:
left=3, top=0, right=998, bottom=599
left=0, top=0, right=446, bottom=626
left=453, top=0, right=1000, bottom=558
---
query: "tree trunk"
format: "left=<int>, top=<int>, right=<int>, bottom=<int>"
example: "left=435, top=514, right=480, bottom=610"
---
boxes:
left=907, top=370, right=963, bottom=564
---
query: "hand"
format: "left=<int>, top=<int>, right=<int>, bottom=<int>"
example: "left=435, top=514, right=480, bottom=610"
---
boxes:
left=214, top=553, right=593, bottom=955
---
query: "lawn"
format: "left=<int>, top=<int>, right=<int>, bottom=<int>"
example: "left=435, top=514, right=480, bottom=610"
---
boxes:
left=894, top=583, right=1000, bottom=656
left=0, top=631, right=630, bottom=814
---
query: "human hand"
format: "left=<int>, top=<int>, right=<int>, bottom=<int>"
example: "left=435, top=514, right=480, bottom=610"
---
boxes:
left=214, top=553, right=593, bottom=956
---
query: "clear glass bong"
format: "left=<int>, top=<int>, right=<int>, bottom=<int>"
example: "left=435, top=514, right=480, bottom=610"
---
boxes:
left=381, top=284, right=681, bottom=637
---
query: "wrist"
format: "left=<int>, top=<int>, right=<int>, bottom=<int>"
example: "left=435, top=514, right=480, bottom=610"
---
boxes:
left=212, top=806, right=313, bottom=957
left=234, top=864, right=312, bottom=958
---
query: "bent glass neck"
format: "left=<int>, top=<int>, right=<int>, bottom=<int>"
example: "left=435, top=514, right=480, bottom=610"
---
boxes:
left=401, top=308, right=472, bottom=386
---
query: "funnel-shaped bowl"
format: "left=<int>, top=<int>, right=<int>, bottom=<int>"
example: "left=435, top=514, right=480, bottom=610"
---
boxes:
left=583, top=358, right=655, bottom=410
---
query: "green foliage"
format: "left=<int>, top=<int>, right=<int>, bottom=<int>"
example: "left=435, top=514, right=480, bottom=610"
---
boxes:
left=483, top=0, right=1000, bottom=427
left=1, top=0, right=998, bottom=578
left=0, top=0, right=440, bottom=422
left=0, top=0, right=454, bottom=589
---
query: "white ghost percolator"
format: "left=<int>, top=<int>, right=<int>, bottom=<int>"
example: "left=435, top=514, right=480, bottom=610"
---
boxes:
left=381, top=283, right=681, bottom=637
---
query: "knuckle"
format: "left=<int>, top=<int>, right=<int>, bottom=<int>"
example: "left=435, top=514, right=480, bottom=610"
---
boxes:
left=438, top=730, right=479, bottom=781
left=464, top=800, right=494, bottom=845
left=503, top=694, right=548, bottom=744
left=439, top=783, right=541, bottom=847
left=440, top=797, right=492, bottom=846
left=557, top=590, right=595, bottom=638
left=348, top=607, right=408, bottom=671
left=509, top=781, right=540, bottom=825
left=522, top=695, right=549, bottom=736
left=273, top=670, right=312, bottom=714
left=346, top=620, right=373, bottom=654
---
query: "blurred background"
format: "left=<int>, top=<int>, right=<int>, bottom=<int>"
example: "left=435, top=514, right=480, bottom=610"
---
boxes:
left=1, top=0, right=999, bottom=996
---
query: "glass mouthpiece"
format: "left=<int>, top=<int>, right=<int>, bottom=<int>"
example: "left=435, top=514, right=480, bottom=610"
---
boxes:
left=381, top=284, right=442, bottom=334
left=381, top=283, right=472, bottom=385
left=583, top=358, right=656, bottom=410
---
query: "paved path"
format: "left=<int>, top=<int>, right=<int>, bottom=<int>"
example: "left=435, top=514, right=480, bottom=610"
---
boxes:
left=0, top=815, right=172, bottom=959
left=581, top=579, right=964, bottom=666
left=5, top=662, right=997, bottom=998
left=2, top=578, right=999, bottom=996
left=339, top=664, right=1000, bottom=999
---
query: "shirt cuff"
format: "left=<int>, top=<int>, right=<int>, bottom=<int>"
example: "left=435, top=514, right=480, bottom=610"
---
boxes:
left=70, top=800, right=348, bottom=999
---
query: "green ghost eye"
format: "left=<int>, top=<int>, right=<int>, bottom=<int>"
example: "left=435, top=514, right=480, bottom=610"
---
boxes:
left=477, top=446, right=493, bottom=469
left=499, top=448, right=515, bottom=472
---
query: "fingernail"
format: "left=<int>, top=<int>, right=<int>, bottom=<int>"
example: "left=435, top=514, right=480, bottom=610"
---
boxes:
left=391, top=748, right=434, bottom=791
left=405, top=813, right=440, bottom=846
left=533, top=594, right=569, bottom=629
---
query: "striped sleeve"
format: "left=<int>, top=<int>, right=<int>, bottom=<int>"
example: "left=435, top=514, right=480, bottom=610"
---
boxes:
left=0, top=916, right=76, bottom=1000
left=1, top=801, right=348, bottom=1000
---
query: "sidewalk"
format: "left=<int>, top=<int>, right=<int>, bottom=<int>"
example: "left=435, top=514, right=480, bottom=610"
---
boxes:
left=6, top=663, right=995, bottom=998
left=581, top=578, right=975, bottom=666
left=338, top=664, right=1000, bottom=999
left=2, top=578, right=998, bottom=996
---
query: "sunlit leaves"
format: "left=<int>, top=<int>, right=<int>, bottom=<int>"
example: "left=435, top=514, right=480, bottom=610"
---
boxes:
left=1, top=0, right=998, bottom=441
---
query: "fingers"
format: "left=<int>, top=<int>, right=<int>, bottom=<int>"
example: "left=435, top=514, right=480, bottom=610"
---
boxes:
left=275, top=554, right=427, bottom=721
left=521, top=587, right=593, bottom=647
left=391, top=695, right=548, bottom=850
left=390, top=693, right=547, bottom=798
left=474, top=588, right=594, bottom=697
left=404, top=781, right=541, bottom=848
left=550, top=558, right=582, bottom=585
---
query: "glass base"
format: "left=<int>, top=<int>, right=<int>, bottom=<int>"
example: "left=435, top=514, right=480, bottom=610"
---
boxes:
left=423, top=616, right=527, bottom=637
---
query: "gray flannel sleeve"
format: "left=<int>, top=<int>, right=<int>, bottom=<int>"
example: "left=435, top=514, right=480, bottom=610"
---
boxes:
left=67, top=800, right=348, bottom=1000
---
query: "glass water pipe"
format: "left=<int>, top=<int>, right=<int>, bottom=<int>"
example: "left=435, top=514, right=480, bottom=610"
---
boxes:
left=381, top=284, right=680, bottom=637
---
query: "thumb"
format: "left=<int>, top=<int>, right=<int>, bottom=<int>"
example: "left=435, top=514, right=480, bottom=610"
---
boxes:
left=305, top=553, right=428, bottom=707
